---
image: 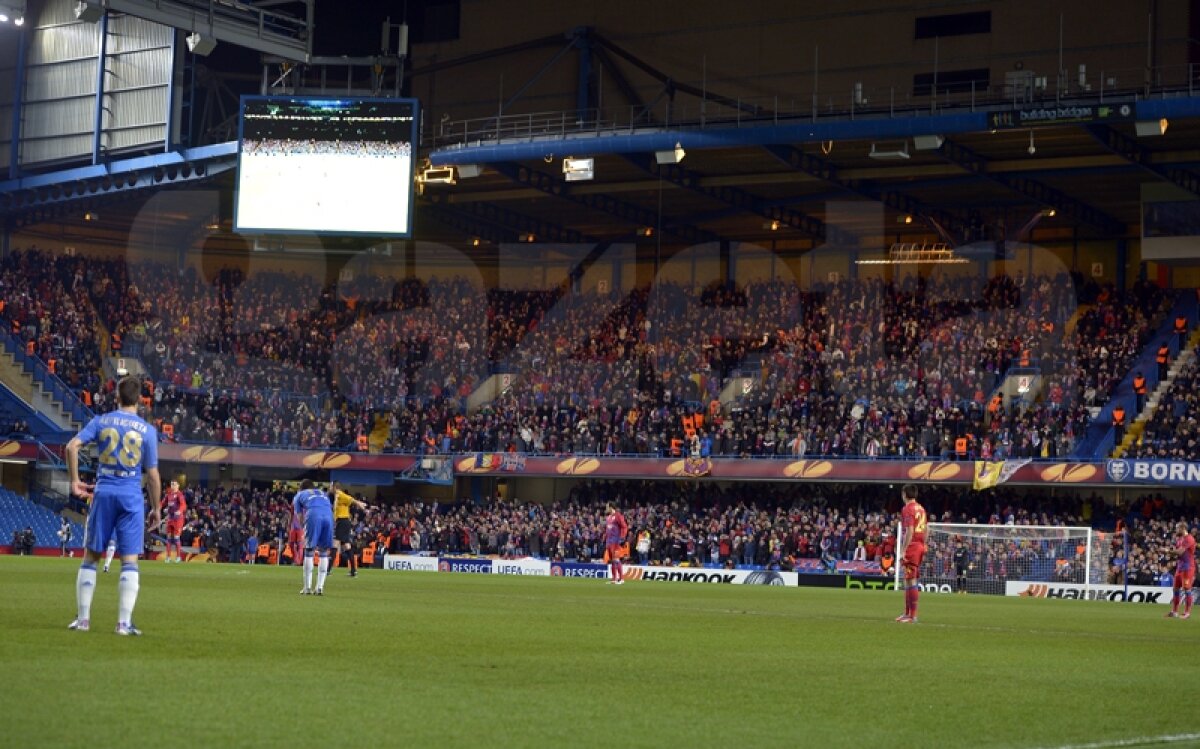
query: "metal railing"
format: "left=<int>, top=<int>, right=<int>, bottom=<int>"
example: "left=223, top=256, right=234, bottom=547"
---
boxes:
left=425, top=63, right=1200, bottom=150
left=0, top=331, right=93, bottom=428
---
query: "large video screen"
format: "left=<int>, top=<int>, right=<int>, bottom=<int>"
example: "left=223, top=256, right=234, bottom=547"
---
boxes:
left=235, top=97, right=418, bottom=236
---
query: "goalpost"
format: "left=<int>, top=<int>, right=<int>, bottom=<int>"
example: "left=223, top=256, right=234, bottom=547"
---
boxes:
left=895, top=522, right=1114, bottom=597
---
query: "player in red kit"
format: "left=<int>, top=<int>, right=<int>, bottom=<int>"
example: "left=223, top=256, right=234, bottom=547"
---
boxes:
left=287, top=506, right=305, bottom=565
left=604, top=503, right=629, bottom=585
left=1166, top=522, right=1195, bottom=619
left=163, top=480, right=187, bottom=563
left=896, top=484, right=927, bottom=623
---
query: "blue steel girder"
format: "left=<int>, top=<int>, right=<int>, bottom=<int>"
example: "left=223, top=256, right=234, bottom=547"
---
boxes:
left=0, top=159, right=236, bottom=222
left=0, top=143, right=239, bottom=217
left=491, top=162, right=722, bottom=245
left=621, top=152, right=832, bottom=243
left=424, top=195, right=594, bottom=244
left=761, top=144, right=966, bottom=242
left=939, top=139, right=1126, bottom=236
left=1083, top=124, right=1200, bottom=197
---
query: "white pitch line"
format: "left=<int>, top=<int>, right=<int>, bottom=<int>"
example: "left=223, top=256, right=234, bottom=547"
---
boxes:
left=1037, top=733, right=1200, bottom=749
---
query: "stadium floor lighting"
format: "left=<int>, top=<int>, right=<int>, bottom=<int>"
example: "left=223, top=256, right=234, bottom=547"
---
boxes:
left=654, top=142, right=686, bottom=164
left=562, top=157, right=594, bottom=182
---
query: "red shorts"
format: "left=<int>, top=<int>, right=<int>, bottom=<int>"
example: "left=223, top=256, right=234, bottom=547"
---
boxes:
left=902, top=542, right=926, bottom=579
left=605, top=543, right=624, bottom=563
left=165, top=520, right=183, bottom=537
left=288, top=528, right=304, bottom=545
left=1175, top=571, right=1195, bottom=591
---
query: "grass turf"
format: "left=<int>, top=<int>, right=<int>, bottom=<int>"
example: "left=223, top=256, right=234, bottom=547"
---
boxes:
left=0, top=556, right=1192, bottom=749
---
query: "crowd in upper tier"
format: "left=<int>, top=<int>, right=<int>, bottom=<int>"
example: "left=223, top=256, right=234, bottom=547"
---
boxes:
left=0, top=249, right=1174, bottom=458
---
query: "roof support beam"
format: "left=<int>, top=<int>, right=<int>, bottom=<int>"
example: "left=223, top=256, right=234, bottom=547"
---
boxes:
left=622, top=152, right=832, bottom=243
left=763, top=144, right=965, bottom=245
left=423, top=196, right=594, bottom=244
left=939, top=139, right=1125, bottom=236
left=491, top=162, right=722, bottom=245
left=1083, top=124, right=1200, bottom=197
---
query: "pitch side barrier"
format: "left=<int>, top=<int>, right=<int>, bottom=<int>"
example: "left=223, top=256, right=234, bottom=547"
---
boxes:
left=381, top=555, right=889, bottom=586
left=379, top=556, right=1172, bottom=604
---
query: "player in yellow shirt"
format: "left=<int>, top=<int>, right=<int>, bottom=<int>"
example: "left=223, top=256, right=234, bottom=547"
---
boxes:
left=330, top=481, right=372, bottom=577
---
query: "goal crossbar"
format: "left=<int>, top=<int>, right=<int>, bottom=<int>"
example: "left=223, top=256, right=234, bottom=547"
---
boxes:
left=895, top=521, right=1099, bottom=597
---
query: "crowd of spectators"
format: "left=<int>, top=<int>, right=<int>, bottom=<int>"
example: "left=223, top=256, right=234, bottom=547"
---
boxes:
left=0, top=249, right=1176, bottom=460
left=1129, top=346, right=1200, bottom=461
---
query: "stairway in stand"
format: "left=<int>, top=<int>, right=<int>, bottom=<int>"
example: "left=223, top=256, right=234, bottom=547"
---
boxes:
left=1112, top=327, right=1200, bottom=457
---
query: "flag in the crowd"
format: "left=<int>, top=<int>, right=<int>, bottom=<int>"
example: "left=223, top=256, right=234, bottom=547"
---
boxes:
left=973, top=459, right=1031, bottom=491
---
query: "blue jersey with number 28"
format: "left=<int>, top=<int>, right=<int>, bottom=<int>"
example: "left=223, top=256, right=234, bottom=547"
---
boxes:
left=77, top=411, right=158, bottom=495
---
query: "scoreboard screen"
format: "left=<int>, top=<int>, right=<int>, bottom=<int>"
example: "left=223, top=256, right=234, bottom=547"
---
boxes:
left=234, top=97, right=418, bottom=236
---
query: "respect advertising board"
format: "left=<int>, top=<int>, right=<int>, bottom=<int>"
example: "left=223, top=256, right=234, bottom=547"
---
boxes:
left=549, top=562, right=609, bottom=578
left=1005, top=581, right=1171, bottom=604
left=381, top=555, right=550, bottom=576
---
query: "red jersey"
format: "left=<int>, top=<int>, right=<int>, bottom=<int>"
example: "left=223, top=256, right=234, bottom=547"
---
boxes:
left=165, top=489, right=187, bottom=522
left=1176, top=533, right=1196, bottom=573
left=605, top=511, right=628, bottom=546
left=901, top=501, right=928, bottom=546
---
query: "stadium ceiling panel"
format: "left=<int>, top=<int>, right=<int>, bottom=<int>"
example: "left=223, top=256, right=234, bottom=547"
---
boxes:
left=101, top=0, right=313, bottom=61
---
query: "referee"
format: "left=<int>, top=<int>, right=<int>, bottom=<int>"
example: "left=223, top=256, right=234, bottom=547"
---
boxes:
left=330, top=481, right=372, bottom=577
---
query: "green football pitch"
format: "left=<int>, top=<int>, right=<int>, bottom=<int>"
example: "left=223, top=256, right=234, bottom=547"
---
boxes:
left=0, top=556, right=1193, bottom=749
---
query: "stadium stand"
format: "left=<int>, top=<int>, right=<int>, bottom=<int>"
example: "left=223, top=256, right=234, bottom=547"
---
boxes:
left=0, top=247, right=1179, bottom=459
left=0, top=490, right=84, bottom=552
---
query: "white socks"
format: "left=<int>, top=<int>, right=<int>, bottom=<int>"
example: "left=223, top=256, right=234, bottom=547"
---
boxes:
left=76, top=564, right=97, bottom=621
left=316, top=554, right=329, bottom=591
left=117, top=563, right=139, bottom=625
left=303, top=554, right=314, bottom=590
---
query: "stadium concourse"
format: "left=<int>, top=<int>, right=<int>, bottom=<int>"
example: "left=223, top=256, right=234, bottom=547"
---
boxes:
left=0, top=248, right=1173, bottom=460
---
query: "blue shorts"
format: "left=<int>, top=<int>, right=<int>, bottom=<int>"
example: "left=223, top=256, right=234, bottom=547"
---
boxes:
left=85, top=488, right=144, bottom=557
left=304, top=514, right=333, bottom=550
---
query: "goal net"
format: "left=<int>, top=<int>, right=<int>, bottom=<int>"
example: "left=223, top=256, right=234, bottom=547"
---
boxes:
left=902, top=523, right=1106, bottom=597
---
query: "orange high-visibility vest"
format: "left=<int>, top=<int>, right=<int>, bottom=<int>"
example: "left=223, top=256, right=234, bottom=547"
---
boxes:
left=1113, top=407, right=1126, bottom=426
left=1133, top=376, right=1146, bottom=395
left=1176, top=317, right=1187, bottom=334
left=955, top=437, right=968, bottom=455
left=356, top=434, right=369, bottom=451
left=1158, top=345, right=1170, bottom=364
